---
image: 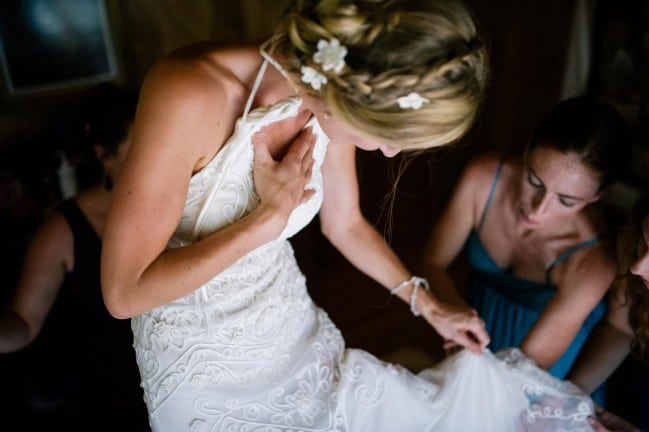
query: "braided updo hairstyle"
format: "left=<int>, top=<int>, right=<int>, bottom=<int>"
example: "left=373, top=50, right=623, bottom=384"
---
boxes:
left=270, top=0, right=488, bottom=150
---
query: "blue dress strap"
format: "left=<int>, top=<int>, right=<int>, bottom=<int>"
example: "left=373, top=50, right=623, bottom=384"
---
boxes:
left=545, top=236, right=600, bottom=282
left=477, top=159, right=504, bottom=232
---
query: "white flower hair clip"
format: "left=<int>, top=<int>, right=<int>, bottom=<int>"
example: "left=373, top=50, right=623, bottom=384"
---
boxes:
left=313, top=38, right=347, bottom=73
left=301, top=38, right=348, bottom=91
left=300, top=66, right=327, bottom=90
left=396, top=92, right=430, bottom=110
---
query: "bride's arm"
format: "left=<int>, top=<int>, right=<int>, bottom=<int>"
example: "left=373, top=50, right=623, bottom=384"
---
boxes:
left=318, top=143, right=489, bottom=353
left=101, top=56, right=314, bottom=319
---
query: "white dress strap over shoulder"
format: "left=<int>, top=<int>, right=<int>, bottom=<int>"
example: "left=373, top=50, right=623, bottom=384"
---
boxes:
left=240, top=59, right=268, bottom=125
left=241, top=39, right=294, bottom=125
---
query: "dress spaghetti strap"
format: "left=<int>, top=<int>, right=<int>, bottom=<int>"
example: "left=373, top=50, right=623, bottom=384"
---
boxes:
left=477, top=160, right=504, bottom=232
left=242, top=40, right=294, bottom=125
left=545, top=236, right=600, bottom=282
left=241, top=59, right=268, bottom=126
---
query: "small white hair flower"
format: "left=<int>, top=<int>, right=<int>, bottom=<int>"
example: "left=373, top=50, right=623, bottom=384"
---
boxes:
left=396, top=92, right=430, bottom=110
left=313, top=38, right=347, bottom=74
left=301, top=66, right=328, bottom=90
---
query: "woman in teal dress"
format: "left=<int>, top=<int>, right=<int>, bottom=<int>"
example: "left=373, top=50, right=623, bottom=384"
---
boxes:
left=422, top=97, right=630, bottom=382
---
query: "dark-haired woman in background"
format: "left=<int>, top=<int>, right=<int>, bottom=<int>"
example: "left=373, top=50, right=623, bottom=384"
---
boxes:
left=569, top=193, right=649, bottom=431
left=0, top=84, right=150, bottom=431
left=422, top=96, right=629, bottom=384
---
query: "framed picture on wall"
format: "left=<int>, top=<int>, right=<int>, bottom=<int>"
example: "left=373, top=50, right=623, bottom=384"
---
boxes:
left=0, top=0, right=118, bottom=96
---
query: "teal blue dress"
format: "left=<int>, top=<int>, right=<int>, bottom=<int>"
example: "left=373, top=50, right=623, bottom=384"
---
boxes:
left=464, top=161, right=606, bottom=379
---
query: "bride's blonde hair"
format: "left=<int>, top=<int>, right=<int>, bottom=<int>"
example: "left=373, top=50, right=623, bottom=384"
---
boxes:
left=270, top=0, right=488, bottom=150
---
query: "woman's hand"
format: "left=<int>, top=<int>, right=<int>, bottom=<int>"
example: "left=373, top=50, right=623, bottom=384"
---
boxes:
left=422, top=296, right=490, bottom=355
left=252, top=126, right=316, bottom=221
left=587, top=405, right=642, bottom=432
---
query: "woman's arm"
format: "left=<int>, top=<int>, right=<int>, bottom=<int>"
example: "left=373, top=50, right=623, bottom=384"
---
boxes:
left=568, top=282, right=633, bottom=393
left=101, top=55, right=315, bottom=319
left=319, top=144, right=488, bottom=353
left=0, top=212, right=72, bottom=352
left=521, top=242, right=616, bottom=370
left=420, top=156, right=496, bottom=307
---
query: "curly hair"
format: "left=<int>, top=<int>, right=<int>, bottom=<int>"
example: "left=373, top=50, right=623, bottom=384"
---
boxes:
left=616, top=193, right=649, bottom=357
left=269, top=0, right=488, bottom=150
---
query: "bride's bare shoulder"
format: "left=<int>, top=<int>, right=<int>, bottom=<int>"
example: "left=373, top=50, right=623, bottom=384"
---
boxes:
left=135, top=42, right=264, bottom=168
left=143, top=42, right=263, bottom=104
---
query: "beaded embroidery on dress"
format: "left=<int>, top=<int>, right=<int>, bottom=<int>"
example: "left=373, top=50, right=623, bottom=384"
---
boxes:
left=131, top=51, right=598, bottom=432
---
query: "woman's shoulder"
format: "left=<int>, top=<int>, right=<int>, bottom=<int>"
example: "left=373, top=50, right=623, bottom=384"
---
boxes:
left=168, top=41, right=262, bottom=80
left=556, top=211, right=617, bottom=283
left=144, top=42, right=262, bottom=106
left=135, top=42, right=264, bottom=165
left=461, top=152, right=518, bottom=192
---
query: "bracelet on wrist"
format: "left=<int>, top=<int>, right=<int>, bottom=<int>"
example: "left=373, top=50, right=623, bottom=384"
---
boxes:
left=390, top=276, right=430, bottom=316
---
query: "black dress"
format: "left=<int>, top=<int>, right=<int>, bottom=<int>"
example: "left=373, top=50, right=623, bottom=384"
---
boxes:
left=21, top=199, right=150, bottom=431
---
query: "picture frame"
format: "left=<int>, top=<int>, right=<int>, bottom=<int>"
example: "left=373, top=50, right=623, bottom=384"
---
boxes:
left=0, top=0, right=118, bottom=97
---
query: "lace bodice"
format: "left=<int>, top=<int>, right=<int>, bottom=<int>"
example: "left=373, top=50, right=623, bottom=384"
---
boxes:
left=172, top=96, right=327, bottom=249
left=131, top=97, right=343, bottom=429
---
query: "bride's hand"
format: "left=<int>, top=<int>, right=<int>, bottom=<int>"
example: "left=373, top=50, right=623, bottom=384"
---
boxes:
left=252, top=126, right=316, bottom=223
left=423, top=298, right=489, bottom=355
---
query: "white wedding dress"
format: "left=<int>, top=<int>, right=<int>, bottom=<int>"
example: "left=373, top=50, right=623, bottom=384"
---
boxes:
left=131, top=57, right=597, bottom=432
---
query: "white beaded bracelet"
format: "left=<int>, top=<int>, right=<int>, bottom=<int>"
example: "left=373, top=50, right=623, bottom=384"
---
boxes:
left=390, top=276, right=430, bottom=317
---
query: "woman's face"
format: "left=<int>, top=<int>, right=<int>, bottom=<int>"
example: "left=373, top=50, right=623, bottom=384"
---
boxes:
left=516, top=146, right=601, bottom=227
left=630, top=214, right=649, bottom=289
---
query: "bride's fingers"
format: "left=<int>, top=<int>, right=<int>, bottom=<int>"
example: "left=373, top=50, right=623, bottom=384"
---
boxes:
left=452, top=331, right=482, bottom=355
left=443, top=341, right=462, bottom=357
left=466, top=316, right=490, bottom=350
left=299, top=132, right=316, bottom=173
left=286, top=126, right=315, bottom=162
left=303, top=158, right=315, bottom=177
left=301, top=189, right=316, bottom=204
left=252, top=128, right=273, bottom=164
left=455, top=319, right=489, bottom=354
left=443, top=338, right=460, bottom=350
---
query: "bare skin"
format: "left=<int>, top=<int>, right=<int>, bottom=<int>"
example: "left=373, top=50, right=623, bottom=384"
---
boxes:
left=100, top=42, right=489, bottom=353
left=422, top=151, right=616, bottom=366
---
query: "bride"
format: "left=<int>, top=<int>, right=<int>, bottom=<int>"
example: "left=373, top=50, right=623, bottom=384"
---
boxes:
left=101, top=0, right=600, bottom=430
